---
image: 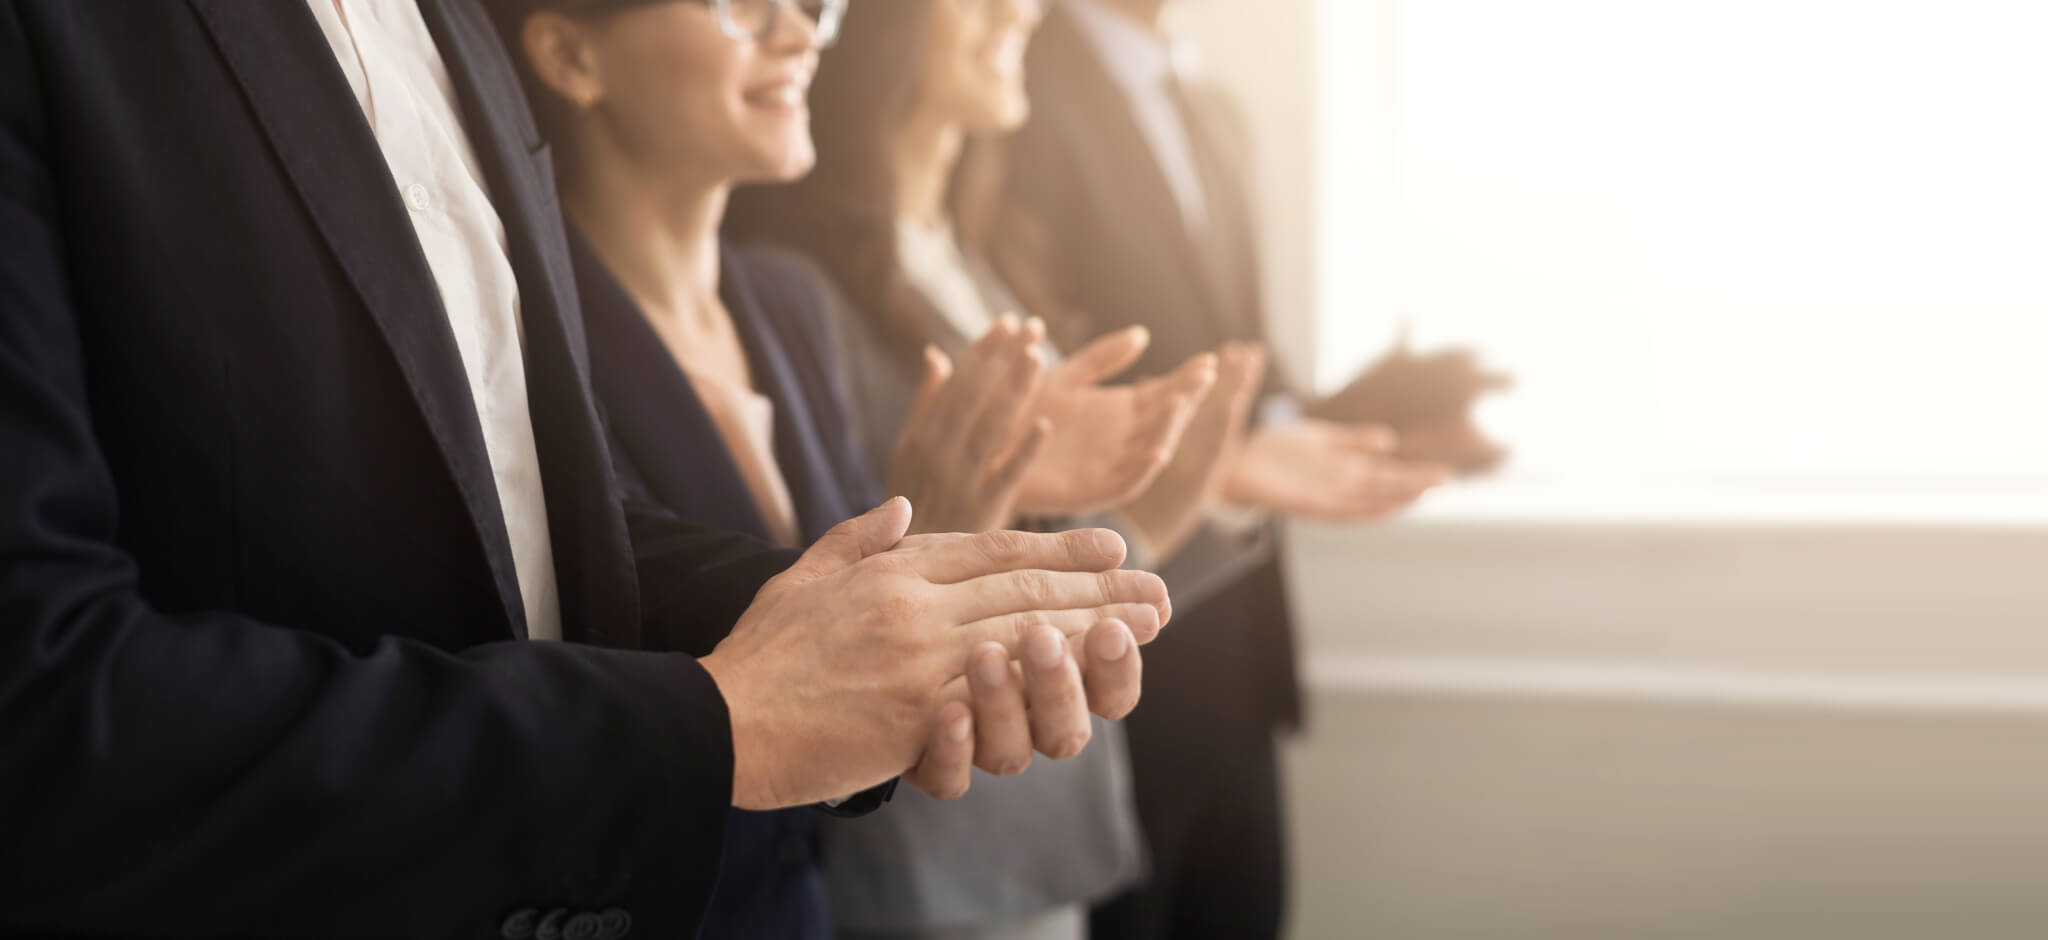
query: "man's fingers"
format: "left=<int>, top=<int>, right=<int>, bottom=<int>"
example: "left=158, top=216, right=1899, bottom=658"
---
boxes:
left=955, top=602, right=1164, bottom=651
left=1055, top=325, right=1152, bottom=387
left=950, top=567, right=1168, bottom=637
left=1079, top=619, right=1144, bottom=720
left=1020, top=626, right=1092, bottom=760
left=907, top=527, right=1128, bottom=584
left=967, top=642, right=1034, bottom=775
left=902, top=700, right=975, bottom=801
left=779, top=497, right=912, bottom=586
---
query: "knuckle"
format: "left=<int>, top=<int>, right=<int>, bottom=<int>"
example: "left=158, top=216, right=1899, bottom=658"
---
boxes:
left=1015, top=569, right=1054, bottom=605
left=977, top=528, right=1028, bottom=564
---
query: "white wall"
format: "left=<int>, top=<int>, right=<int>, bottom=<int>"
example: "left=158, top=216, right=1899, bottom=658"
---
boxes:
left=1282, top=518, right=2048, bottom=939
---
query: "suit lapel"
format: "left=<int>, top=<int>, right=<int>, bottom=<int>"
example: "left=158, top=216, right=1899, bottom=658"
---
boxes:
left=418, top=0, right=642, bottom=647
left=187, top=0, right=527, bottom=635
left=1034, top=8, right=1242, bottom=345
left=1170, top=82, right=1266, bottom=345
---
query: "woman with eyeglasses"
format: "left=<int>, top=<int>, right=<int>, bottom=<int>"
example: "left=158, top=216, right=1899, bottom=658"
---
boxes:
left=723, top=2, right=1274, bottom=939
left=485, top=1, right=1221, bottom=937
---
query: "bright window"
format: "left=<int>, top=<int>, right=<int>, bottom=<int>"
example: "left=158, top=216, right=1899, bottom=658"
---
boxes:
left=1315, top=0, right=2048, bottom=489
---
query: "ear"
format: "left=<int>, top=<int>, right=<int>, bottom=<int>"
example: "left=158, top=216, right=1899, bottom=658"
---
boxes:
left=522, top=11, right=606, bottom=111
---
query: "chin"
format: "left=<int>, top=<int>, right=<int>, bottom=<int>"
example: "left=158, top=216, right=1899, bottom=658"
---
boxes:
left=973, top=103, right=1030, bottom=136
left=742, top=146, right=816, bottom=185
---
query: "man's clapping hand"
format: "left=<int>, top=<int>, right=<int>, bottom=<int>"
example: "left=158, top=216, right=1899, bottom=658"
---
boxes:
left=1224, top=418, right=1451, bottom=522
left=698, top=498, right=1168, bottom=809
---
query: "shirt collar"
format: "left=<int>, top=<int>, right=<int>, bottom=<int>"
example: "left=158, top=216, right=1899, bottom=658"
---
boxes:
left=1062, top=0, right=1179, bottom=97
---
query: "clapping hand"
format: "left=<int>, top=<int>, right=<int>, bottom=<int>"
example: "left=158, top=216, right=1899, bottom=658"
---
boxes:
left=699, top=499, right=1169, bottom=808
left=1118, top=342, right=1268, bottom=559
left=1305, top=334, right=1512, bottom=475
left=1223, top=418, right=1451, bottom=522
left=887, top=316, right=1051, bottom=536
left=1013, top=325, right=1217, bottom=517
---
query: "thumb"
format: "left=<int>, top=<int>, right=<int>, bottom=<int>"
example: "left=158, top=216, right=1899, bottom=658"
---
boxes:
left=1056, top=325, right=1151, bottom=387
left=781, top=497, right=914, bottom=586
left=1224, top=345, right=1269, bottom=417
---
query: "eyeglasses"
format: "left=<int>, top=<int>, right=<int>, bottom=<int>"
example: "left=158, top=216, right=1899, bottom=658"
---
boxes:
left=690, top=0, right=848, bottom=47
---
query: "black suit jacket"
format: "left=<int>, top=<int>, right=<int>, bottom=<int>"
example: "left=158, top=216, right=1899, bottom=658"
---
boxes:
left=0, top=2, right=795, bottom=936
left=1009, top=6, right=1302, bottom=729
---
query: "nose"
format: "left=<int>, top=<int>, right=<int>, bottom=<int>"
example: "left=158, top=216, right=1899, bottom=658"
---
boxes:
left=762, top=0, right=822, bottom=53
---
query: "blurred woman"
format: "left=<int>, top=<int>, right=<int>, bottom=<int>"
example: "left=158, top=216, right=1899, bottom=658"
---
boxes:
left=724, top=1, right=1270, bottom=937
left=487, top=0, right=1230, bottom=936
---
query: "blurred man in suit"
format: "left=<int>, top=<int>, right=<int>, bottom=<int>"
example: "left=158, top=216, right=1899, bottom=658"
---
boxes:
left=0, top=2, right=1176, bottom=936
left=1009, top=1, right=1499, bottom=936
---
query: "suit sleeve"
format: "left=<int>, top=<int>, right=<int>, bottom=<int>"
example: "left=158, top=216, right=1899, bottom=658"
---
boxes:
left=0, top=11, right=734, bottom=938
left=617, top=476, right=803, bottom=653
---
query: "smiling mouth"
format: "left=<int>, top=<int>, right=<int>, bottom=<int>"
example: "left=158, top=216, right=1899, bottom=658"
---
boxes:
left=981, top=35, right=1028, bottom=79
left=743, top=82, right=807, bottom=109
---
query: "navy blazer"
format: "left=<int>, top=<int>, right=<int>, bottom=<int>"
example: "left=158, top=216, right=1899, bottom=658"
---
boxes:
left=0, top=3, right=799, bottom=937
left=576, top=230, right=884, bottom=940
left=582, top=233, right=882, bottom=602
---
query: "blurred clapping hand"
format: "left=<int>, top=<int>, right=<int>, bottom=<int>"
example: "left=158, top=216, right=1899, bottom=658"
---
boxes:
left=1224, top=417, right=1450, bottom=522
left=887, top=316, right=1052, bottom=536
left=1306, top=331, right=1513, bottom=476
left=1013, top=324, right=1218, bottom=517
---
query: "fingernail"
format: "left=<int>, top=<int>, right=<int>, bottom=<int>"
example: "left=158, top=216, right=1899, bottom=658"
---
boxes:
left=1092, top=623, right=1132, bottom=662
left=1026, top=628, right=1066, bottom=669
left=975, top=649, right=1009, bottom=686
left=950, top=715, right=972, bottom=742
left=1090, top=528, right=1124, bottom=557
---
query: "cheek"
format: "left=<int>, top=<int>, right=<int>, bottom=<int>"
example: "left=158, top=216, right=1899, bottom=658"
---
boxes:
left=607, top=44, right=735, bottom=153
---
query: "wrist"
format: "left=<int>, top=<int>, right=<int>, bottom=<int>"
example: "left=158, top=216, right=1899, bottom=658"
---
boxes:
left=698, top=650, right=780, bottom=811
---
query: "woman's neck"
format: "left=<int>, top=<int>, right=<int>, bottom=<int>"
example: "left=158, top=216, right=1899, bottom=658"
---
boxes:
left=890, top=110, right=965, bottom=229
left=562, top=143, right=730, bottom=331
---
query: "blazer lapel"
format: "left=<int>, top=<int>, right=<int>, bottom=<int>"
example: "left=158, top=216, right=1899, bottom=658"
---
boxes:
left=1033, top=8, right=1240, bottom=344
left=720, top=251, right=853, bottom=543
left=187, top=0, right=527, bottom=635
left=418, top=0, right=643, bottom=647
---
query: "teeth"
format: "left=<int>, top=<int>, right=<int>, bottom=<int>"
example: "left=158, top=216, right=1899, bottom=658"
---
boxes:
left=751, top=85, right=804, bottom=107
left=989, top=36, right=1026, bottom=75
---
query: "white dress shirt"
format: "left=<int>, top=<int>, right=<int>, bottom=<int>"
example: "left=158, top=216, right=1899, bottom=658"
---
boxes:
left=306, top=0, right=563, bottom=641
left=896, top=216, right=1003, bottom=341
left=1062, top=0, right=1209, bottom=235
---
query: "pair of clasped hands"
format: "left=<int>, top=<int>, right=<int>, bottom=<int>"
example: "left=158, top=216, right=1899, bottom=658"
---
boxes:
left=700, top=317, right=1448, bottom=808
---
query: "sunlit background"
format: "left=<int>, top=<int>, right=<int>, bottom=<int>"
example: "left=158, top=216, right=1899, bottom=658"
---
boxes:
left=1319, top=0, right=2048, bottom=486
left=1171, top=1, right=2048, bottom=936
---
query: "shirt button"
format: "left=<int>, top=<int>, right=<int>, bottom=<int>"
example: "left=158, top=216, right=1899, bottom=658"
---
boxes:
left=404, top=183, right=432, bottom=211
